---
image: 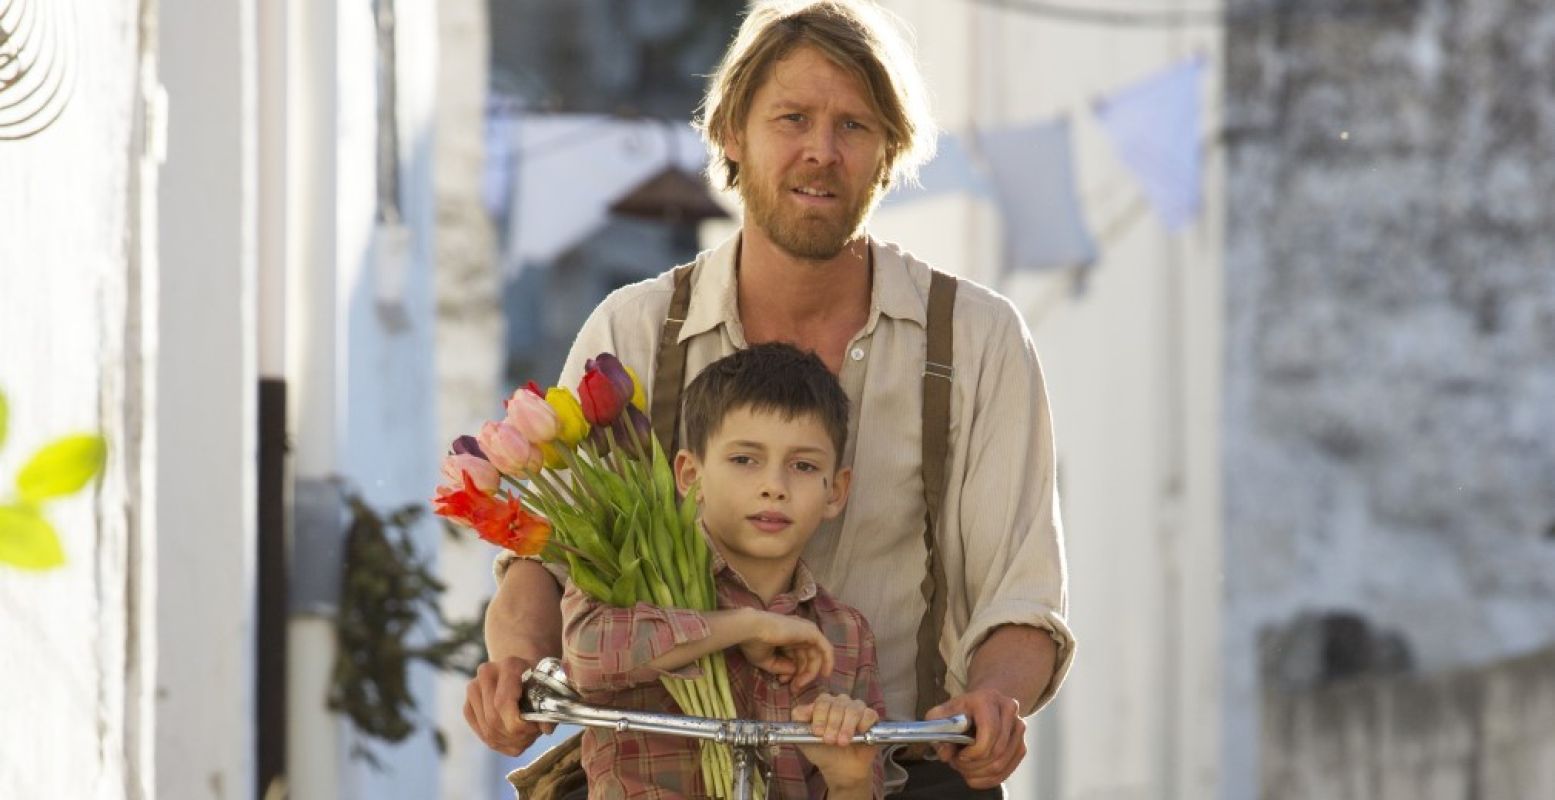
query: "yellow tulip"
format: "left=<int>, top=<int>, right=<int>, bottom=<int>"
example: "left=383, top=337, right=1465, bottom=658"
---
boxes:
left=539, top=441, right=568, bottom=470
left=624, top=365, right=647, bottom=411
left=545, top=387, right=590, bottom=446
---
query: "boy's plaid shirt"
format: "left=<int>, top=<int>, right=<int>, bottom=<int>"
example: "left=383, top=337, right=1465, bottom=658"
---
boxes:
left=561, top=551, right=887, bottom=799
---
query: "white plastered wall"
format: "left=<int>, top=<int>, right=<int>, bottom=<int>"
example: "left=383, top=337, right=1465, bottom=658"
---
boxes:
left=0, top=0, right=156, bottom=797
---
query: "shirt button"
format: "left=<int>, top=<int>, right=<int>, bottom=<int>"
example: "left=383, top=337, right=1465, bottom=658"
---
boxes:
left=850, top=347, right=865, bottom=361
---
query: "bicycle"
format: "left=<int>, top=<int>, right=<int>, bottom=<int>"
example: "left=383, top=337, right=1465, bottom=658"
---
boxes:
left=520, top=657, right=975, bottom=799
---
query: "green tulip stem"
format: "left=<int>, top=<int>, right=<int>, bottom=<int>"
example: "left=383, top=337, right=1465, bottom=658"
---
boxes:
left=527, top=469, right=575, bottom=508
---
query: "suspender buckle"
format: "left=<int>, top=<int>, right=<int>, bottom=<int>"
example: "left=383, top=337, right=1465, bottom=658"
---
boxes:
left=923, top=361, right=954, bottom=381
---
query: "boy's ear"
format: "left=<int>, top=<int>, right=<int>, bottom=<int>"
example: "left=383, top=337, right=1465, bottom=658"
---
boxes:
left=822, top=466, right=853, bottom=520
left=674, top=449, right=702, bottom=498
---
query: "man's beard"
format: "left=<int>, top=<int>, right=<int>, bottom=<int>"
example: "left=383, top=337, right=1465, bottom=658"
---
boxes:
left=739, top=167, right=883, bottom=261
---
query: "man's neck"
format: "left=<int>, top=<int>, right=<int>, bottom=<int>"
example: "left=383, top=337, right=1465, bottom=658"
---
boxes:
left=735, top=225, right=872, bottom=340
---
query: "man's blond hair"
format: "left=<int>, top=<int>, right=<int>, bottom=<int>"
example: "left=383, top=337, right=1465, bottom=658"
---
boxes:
left=695, top=0, right=936, bottom=191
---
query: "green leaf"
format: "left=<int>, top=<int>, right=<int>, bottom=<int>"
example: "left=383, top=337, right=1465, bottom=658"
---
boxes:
left=0, top=389, right=9, bottom=451
left=611, top=557, right=643, bottom=607
left=651, top=449, right=676, bottom=511
left=568, top=554, right=614, bottom=602
left=0, top=504, right=66, bottom=570
left=16, top=434, right=106, bottom=502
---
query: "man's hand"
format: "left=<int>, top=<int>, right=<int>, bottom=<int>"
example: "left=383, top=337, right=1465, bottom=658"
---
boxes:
left=925, top=688, right=1026, bottom=789
left=737, top=611, right=835, bottom=692
left=792, top=693, right=880, bottom=799
left=470, top=559, right=563, bottom=755
left=463, top=655, right=554, bottom=756
left=924, top=623, right=1056, bottom=788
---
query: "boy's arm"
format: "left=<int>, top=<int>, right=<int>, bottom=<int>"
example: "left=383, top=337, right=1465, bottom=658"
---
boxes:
left=802, top=612, right=888, bottom=799
left=850, top=622, right=889, bottom=798
left=648, top=605, right=836, bottom=690
left=563, top=584, right=839, bottom=695
left=560, top=582, right=714, bottom=695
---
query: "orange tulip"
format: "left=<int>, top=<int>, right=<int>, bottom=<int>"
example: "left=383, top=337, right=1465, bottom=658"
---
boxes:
left=432, top=472, right=550, bottom=556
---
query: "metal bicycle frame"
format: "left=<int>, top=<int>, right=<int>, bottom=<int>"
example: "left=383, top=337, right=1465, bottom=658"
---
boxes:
left=520, top=657, right=973, bottom=799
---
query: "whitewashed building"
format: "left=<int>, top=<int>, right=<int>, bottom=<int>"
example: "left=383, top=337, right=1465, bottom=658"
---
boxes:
left=2, top=0, right=452, bottom=797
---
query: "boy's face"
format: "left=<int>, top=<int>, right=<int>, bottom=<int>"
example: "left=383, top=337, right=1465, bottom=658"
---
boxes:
left=675, top=406, right=852, bottom=575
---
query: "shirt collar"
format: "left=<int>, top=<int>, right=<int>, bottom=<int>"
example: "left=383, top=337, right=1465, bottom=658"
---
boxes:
left=678, top=234, right=742, bottom=344
left=869, top=238, right=928, bottom=328
left=678, top=232, right=928, bottom=345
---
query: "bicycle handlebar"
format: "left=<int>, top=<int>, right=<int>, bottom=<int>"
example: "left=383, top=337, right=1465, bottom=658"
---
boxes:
left=519, top=657, right=975, bottom=748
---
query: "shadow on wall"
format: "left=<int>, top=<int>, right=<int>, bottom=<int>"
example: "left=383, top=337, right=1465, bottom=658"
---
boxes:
left=1259, top=610, right=1414, bottom=692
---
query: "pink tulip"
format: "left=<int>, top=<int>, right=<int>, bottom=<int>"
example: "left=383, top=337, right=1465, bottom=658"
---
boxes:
left=504, top=387, right=560, bottom=444
left=478, top=420, right=542, bottom=478
left=440, top=453, right=500, bottom=494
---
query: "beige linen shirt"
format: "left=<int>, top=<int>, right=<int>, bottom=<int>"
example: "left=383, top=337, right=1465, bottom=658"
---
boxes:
left=499, top=233, right=1075, bottom=720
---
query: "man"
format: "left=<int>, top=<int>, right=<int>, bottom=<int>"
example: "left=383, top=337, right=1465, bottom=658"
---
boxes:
left=467, top=1, right=1075, bottom=795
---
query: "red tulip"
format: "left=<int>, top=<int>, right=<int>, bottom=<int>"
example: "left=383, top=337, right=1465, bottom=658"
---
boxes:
left=579, top=362, right=627, bottom=426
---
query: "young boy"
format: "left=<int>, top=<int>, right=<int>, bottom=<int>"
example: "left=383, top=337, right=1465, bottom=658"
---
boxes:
left=561, top=343, right=887, bottom=799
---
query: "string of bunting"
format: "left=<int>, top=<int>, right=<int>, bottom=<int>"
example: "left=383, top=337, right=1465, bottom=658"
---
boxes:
left=963, top=0, right=1423, bottom=28
left=889, top=55, right=1209, bottom=281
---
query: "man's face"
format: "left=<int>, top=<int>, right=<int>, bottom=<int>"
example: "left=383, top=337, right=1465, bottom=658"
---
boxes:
left=675, top=406, right=851, bottom=575
left=725, top=45, right=889, bottom=260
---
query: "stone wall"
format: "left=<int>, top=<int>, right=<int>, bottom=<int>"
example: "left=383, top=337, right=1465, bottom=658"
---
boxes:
left=1262, top=645, right=1555, bottom=800
left=1223, top=0, right=1555, bottom=796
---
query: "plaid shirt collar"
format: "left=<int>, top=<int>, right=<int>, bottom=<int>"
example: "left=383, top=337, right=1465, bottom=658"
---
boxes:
left=704, top=526, right=820, bottom=612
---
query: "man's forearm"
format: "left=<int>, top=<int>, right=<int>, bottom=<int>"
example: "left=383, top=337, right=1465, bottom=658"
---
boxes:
left=485, top=559, right=563, bottom=662
left=967, top=624, right=1056, bottom=712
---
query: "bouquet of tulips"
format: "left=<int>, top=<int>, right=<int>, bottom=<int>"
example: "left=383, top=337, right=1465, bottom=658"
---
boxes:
left=433, top=353, right=752, bottom=798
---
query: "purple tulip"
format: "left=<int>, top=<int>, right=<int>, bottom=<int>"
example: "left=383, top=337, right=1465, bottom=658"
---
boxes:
left=451, top=435, right=487, bottom=460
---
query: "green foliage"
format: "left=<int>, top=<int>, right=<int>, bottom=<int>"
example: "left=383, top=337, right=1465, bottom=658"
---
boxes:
left=327, top=488, right=488, bottom=765
left=0, top=387, right=105, bottom=571
left=0, top=505, right=65, bottom=570
left=16, top=434, right=106, bottom=502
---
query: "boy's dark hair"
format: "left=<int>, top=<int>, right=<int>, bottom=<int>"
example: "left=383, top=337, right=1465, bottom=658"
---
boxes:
left=682, top=343, right=849, bottom=460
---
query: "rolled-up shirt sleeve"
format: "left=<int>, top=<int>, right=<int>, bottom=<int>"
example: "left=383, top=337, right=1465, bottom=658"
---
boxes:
left=559, top=582, right=712, bottom=697
left=944, top=296, right=1075, bottom=714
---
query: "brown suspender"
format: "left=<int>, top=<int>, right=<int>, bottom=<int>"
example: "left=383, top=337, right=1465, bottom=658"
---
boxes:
left=650, top=261, right=957, bottom=717
left=916, top=269, right=957, bottom=717
left=650, top=263, right=697, bottom=453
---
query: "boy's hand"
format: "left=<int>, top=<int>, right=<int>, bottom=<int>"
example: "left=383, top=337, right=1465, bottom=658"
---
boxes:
left=737, top=610, right=835, bottom=691
left=792, top=693, right=880, bottom=795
